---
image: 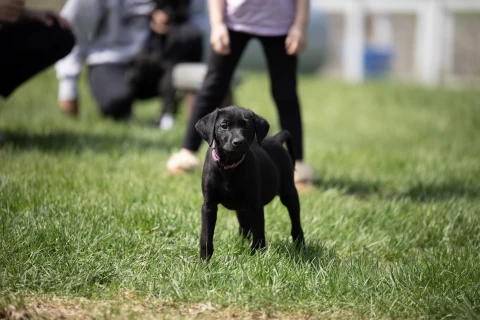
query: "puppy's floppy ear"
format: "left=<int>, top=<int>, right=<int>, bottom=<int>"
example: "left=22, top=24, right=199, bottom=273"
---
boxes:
left=253, top=113, right=270, bottom=144
left=195, top=109, right=219, bottom=146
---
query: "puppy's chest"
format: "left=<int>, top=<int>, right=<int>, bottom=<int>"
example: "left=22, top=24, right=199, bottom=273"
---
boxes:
left=219, top=191, right=251, bottom=211
left=216, top=178, right=253, bottom=211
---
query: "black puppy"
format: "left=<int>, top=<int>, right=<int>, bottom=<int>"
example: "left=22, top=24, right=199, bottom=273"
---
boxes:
left=195, top=106, right=305, bottom=260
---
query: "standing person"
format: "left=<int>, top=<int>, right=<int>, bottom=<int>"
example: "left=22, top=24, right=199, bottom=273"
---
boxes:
left=166, top=0, right=315, bottom=184
left=0, top=0, right=74, bottom=98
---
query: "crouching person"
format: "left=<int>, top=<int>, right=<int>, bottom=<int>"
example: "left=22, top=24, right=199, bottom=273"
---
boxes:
left=55, top=0, right=155, bottom=120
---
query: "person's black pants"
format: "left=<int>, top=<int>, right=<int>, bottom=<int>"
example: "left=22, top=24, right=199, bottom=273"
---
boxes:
left=0, top=20, right=75, bottom=97
left=158, top=23, right=203, bottom=116
left=88, top=63, right=137, bottom=120
left=182, top=29, right=304, bottom=160
left=88, top=61, right=178, bottom=120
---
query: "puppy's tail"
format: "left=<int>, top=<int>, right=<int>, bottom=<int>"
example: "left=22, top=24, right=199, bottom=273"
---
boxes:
left=273, top=130, right=295, bottom=165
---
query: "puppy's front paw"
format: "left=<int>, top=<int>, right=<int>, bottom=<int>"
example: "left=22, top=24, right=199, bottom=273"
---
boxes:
left=250, top=238, right=266, bottom=255
left=200, top=244, right=214, bottom=261
left=293, top=231, right=305, bottom=249
left=294, top=237, right=305, bottom=250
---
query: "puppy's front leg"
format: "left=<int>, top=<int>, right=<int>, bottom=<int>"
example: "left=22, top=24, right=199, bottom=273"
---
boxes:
left=250, top=206, right=266, bottom=252
left=200, top=201, right=218, bottom=261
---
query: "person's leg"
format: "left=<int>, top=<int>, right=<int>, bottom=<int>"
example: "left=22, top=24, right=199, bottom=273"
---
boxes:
left=157, top=23, right=204, bottom=129
left=258, top=35, right=303, bottom=161
left=0, top=20, right=75, bottom=97
left=156, top=61, right=177, bottom=129
left=167, top=29, right=251, bottom=172
left=258, top=35, right=314, bottom=183
left=164, top=23, right=204, bottom=64
left=183, top=29, right=249, bottom=152
left=88, top=64, right=135, bottom=120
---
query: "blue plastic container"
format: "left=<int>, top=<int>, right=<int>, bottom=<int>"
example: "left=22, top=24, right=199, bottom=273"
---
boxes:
left=363, top=46, right=393, bottom=78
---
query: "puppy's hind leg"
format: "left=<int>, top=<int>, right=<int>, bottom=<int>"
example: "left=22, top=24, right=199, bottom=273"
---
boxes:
left=280, top=186, right=305, bottom=248
left=236, top=210, right=251, bottom=239
left=249, top=207, right=266, bottom=252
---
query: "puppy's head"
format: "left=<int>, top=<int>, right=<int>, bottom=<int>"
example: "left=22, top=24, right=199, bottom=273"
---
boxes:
left=195, top=106, right=269, bottom=156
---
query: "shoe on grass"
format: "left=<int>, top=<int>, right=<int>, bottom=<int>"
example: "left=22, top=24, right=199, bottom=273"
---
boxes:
left=159, top=112, right=174, bottom=131
left=294, top=161, right=315, bottom=184
left=167, top=148, right=201, bottom=174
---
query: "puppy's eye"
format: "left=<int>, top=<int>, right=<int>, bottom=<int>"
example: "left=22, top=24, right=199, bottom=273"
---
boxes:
left=220, top=123, right=228, bottom=130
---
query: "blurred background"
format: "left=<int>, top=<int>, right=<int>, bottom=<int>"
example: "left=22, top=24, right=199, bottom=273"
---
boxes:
left=28, top=0, right=480, bottom=87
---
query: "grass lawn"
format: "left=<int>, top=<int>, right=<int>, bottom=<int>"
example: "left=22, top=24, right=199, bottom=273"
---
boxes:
left=1, top=69, right=479, bottom=319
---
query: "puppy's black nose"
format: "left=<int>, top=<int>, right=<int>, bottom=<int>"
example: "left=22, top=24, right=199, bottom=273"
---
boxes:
left=232, top=138, right=245, bottom=147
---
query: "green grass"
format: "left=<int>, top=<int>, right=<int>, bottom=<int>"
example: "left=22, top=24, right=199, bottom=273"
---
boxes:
left=1, top=69, right=479, bottom=319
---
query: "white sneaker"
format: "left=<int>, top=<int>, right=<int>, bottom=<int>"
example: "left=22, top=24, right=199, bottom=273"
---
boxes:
left=159, top=112, right=174, bottom=131
left=294, top=161, right=315, bottom=184
left=167, top=148, right=201, bottom=173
